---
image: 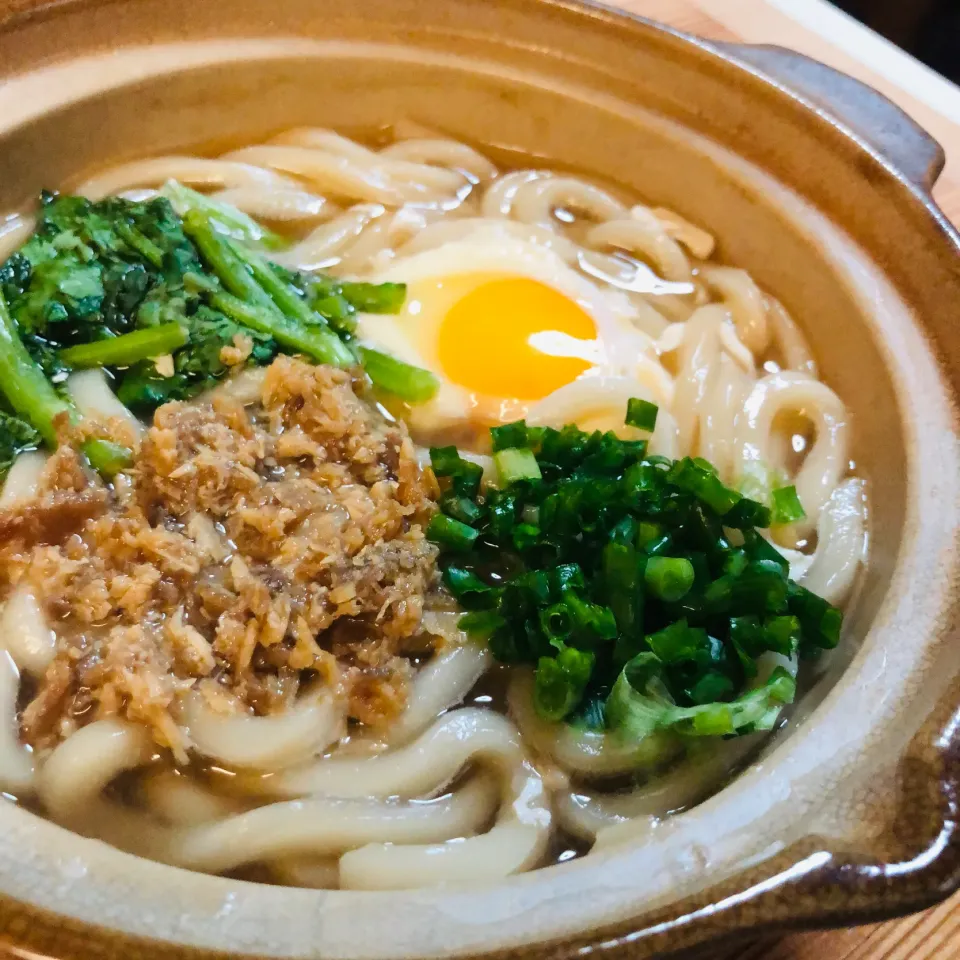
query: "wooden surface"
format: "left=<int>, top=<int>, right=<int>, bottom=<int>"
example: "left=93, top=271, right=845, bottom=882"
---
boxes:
left=608, top=6, right=960, bottom=958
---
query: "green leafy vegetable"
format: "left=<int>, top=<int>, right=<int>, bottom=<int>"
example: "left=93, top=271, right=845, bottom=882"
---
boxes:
left=59, top=322, right=188, bottom=368
left=162, top=180, right=286, bottom=251
left=0, top=188, right=427, bottom=485
left=355, top=346, right=440, bottom=404
left=81, top=438, right=134, bottom=478
left=0, top=410, right=41, bottom=483
left=0, top=287, right=74, bottom=446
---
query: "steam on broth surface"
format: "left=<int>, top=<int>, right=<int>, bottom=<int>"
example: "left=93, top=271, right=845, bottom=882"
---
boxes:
left=0, top=126, right=866, bottom=888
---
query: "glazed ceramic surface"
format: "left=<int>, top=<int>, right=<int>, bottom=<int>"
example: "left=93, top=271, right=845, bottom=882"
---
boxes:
left=0, top=1, right=956, bottom=958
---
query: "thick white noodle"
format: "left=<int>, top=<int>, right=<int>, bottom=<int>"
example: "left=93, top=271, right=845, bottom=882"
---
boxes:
left=339, top=759, right=551, bottom=889
left=766, top=296, right=818, bottom=376
left=0, top=128, right=866, bottom=887
left=164, top=773, right=499, bottom=872
left=0, top=450, right=48, bottom=507
left=141, top=770, right=240, bottom=825
left=270, top=204, right=385, bottom=271
left=37, top=718, right=153, bottom=821
left=671, top=305, right=729, bottom=456
left=559, top=735, right=763, bottom=842
left=736, top=371, right=849, bottom=539
left=586, top=211, right=692, bottom=282
left=270, top=857, right=341, bottom=889
left=269, top=129, right=468, bottom=195
left=801, top=478, right=866, bottom=606
left=66, top=369, right=144, bottom=437
left=210, top=185, right=335, bottom=221
left=178, top=687, right=344, bottom=771
left=649, top=206, right=716, bottom=259
left=508, top=671, right=680, bottom=777
left=0, top=584, right=56, bottom=675
left=700, top=266, right=770, bottom=354
left=244, top=709, right=520, bottom=800
left=387, top=613, right=491, bottom=746
left=506, top=177, right=626, bottom=230
left=380, top=139, right=499, bottom=182
left=76, top=157, right=295, bottom=199
left=0, top=652, right=34, bottom=793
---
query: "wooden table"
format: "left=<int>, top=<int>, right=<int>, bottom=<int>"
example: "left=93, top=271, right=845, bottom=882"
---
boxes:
left=609, top=5, right=960, bottom=957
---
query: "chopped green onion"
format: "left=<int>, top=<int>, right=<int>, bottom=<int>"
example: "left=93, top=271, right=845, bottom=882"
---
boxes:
left=644, top=556, right=695, bottom=602
left=427, top=514, right=479, bottom=550
left=430, top=446, right=484, bottom=497
left=772, top=485, right=806, bottom=525
left=442, top=566, right=493, bottom=606
left=494, top=447, right=541, bottom=485
left=357, top=347, right=439, bottom=405
left=539, top=604, right=573, bottom=644
left=423, top=399, right=843, bottom=748
left=689, top=671, right=735, bottom=705
left=667, top=457, right=742, bottom=516
left=439, top=492, right=483, bottom=525
left=563, top=589, right=617, bottom=642
left=725, top=496, right=773, bottom=530
left=533, top=645, right=594, bottom=721
left=645, top=619, right=707, bottom=664
left=490, top=420, right=528, bottom=452
left=512, top=522, right=541, bottom=552
left=625, top=397, right=658, bottom=431
left=458, top=610, right=505, bottom=639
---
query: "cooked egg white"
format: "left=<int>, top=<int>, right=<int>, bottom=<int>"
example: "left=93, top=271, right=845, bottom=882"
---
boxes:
left=356, top=224, right=660, bottom=442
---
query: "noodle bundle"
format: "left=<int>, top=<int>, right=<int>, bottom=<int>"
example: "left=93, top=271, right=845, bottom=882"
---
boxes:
left=0, top=126, right=866, bottom=889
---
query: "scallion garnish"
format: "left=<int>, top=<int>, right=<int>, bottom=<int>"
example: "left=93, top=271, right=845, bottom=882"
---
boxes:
left=426, top=403, right=843, bottom=739
left=490, top=419, right=529, bottom=452
left=644, top=556, right=696, bottom=602
left=494, top=447, right=542, bottom=485
left=427, top=514, right=479, bottom=551
left=625, top=397, right=659, bottom=431
left=772, top=484, right=806, bottom=525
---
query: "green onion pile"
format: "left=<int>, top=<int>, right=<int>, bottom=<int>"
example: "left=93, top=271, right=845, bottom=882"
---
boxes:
left=426, top=405, right=842, bottom=742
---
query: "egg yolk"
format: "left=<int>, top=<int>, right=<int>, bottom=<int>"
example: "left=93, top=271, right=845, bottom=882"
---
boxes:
left=437, top=277, right=599, bottom=401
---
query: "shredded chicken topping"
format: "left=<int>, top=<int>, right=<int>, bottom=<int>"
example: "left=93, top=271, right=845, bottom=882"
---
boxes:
left=0, top=358, right=440, bottom=758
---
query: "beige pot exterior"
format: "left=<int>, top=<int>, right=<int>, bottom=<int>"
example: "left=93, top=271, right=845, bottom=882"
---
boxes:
left=0, top=2, right=956, bottom=958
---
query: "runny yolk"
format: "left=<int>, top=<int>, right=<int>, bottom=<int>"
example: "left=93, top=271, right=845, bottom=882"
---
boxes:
left=437, top=277, right=599, bottom=401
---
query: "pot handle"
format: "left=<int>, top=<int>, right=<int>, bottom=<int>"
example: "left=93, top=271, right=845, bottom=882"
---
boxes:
left=716, top=43, right=945, bottom=191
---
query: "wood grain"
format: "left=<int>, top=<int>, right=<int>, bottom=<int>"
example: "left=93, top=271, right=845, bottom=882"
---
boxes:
left=606, top=8, right=960, bottom=958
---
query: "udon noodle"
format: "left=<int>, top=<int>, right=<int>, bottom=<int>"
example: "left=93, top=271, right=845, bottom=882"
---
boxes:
left=0, top=126, right=866, bottom=888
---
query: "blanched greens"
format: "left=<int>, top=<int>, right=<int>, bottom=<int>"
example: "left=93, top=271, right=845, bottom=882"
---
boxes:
left=427, top=411, right=841, bottom=742
left=0, top=186, right=439, bottom=473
